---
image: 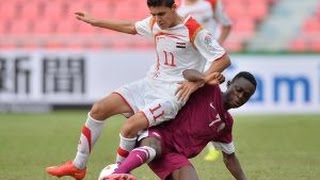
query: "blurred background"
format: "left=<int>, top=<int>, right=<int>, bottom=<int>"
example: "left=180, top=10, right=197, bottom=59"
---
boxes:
left=0, top=0, right=319, bottom=113
left=0, top=0, right=319, bottom=179
left=1, top=0, right=320, bottom=51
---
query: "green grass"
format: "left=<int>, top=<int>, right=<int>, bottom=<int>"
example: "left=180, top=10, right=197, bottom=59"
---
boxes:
left=0, top=111, right=319, bottom=180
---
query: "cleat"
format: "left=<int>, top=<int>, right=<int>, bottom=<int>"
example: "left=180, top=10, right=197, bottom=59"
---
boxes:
left=103, top=173, right=137, bottom=180
left=46, top=161, right=86, bottom=180
left=204, top=147, right=220, bottom=161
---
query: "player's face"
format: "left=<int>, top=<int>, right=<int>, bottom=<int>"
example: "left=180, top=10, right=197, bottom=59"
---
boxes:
left=149, top=4, right=178, bottom=29
left=224, top=77, right=256, bottom=109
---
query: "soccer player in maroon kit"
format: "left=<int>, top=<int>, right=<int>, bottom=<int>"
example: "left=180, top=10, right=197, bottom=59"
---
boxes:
left=105, top=69, right=256, bottom=180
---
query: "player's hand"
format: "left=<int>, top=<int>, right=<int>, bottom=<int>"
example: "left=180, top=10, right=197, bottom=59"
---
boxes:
left=204, top=72, right=225, bottom=85
left=175, top=81, right=204, bottom=102
left=75, top=11, right=95, bottom=25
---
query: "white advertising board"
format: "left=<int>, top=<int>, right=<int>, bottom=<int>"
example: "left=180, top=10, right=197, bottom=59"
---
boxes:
left=0, top=50, right=319, bottom=114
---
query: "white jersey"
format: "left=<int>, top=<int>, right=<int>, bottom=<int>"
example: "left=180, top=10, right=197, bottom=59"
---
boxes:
left=177, top=0, right=232, bottom=36
left=135, top=15, right=225, bottom=83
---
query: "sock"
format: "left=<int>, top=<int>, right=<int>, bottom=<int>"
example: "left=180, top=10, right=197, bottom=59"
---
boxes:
left=73, top=112, right=104, bottom=169
left=114, top=146, right=156, bottom=174
left=115, top=134, right=137, bottom=164
left=208, top=142, right=217, bottom=151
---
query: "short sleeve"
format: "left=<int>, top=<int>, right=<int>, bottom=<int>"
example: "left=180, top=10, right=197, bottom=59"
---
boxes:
left=194, top=30, right=226, bottom=63
left=135, top=16, right=154, bottom=38
left=211, top=141, right=235, bottom=154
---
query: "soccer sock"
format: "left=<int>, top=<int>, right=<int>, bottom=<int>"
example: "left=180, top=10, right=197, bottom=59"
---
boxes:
left=114, top=146, right=156, bottom=174
left=208, top=142, right=217, bottom=151
left=115, top=134, right=137, bottom=164
left=73, top=112, right=104, bottom=169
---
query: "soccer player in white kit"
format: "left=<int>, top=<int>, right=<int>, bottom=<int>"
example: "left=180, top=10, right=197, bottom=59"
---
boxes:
left=46, top=1, right=231, bottom=179
left=177, top=0, right=232, bottom=44
left=178, top=0, right=233, bottom=161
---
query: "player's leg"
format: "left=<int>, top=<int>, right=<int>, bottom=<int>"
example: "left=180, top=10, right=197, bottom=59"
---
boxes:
left=115, top=80, right=183, bottom=164
left=204, top=142, right=220, bottom=161
left=112, top=79, right=150, bottom=163
left=104, top=173, right=137, bottom=180
left=116, top=112, right=149, bottom=163
left=115, top=136, right=160, bottom=173
left=73, top=93, right=132, bottom=167
left=46, top=93, right=132, bottom=179
left=116, top=98, right=177, bottom=163
left=170, top=165, right=199, bottom=180
left=148, top=151, right=193, bottom=180
left=101, top=135, right=160, bottom=180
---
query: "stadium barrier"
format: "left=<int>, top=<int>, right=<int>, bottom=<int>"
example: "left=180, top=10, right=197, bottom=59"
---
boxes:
left=0, top=50, right=319, bottom=114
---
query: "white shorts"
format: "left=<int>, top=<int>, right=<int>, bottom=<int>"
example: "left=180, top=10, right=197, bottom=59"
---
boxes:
left=114, top=78, right=185, bottom=127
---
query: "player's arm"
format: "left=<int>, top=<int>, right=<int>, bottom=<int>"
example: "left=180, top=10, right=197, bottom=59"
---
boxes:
left=194, top=30, right=231, bottom=75
left=222, top=151, right=247, bottom=180
left=75, top=11, right=137, bottom=34
left=213, top=0, right=232, bottom=44
left=183, top=69, right=225, bottom=85
left=205, top=53, right=231, bottom=76
left=176, top=69, right=224, bottom=101
left=218, top=25, right=232, bottom=44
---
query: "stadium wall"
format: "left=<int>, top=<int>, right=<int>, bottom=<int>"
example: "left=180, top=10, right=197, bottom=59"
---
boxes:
left=0, top=50, right=319, bottom=114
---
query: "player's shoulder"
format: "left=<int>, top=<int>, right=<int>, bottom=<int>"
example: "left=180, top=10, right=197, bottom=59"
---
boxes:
left=184, top=16, right=202, bottom=28
left=203, top=84, right=221, bottom=93
left=183, top=16, right=203, bottom=41
left=193, top=84, right=220, bottom=99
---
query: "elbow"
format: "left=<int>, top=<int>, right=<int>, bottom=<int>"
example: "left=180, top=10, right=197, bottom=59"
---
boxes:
left=128, top=25, right=138, bottom=35
left=129, top=30, right=138, bottom=35
left=127, top=28, right=137, bottom=35
left=223, top=54, right=231, bottom=69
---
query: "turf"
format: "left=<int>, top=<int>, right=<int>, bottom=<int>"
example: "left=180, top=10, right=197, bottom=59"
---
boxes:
left=0, top=111, right=319, bottom=180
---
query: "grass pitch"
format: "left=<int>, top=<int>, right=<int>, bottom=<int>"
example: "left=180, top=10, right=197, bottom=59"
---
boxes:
left=0, top=110, right=319, bottom=180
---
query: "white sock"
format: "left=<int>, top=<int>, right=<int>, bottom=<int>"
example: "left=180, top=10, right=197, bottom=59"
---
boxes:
left=73, top=112, right=104, bottom=169
left=142, top=146, right=157, bottom=163
left=208, top=142, right=217, bottom=150
left=116, top=133, right=137, bottom=164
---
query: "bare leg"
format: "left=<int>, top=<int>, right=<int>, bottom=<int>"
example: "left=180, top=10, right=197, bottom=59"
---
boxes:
left=171, top=165, right=199, bottom=180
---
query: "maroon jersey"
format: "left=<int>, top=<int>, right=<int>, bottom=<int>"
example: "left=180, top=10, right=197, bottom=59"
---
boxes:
left=149, top=84, right=233, bottom=158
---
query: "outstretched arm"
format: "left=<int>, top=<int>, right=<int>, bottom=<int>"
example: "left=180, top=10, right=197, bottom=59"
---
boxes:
left=176, top=69, right=225, bottom=101
left=182, top=69, right=225, bottom=85
left=75, top=11, right=137, bottom=34
left=222, top=152, right=247, bottom=180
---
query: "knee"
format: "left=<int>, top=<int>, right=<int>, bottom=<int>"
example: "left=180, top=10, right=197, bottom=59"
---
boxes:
left=120, top=119, right=137, bottom=138
left=90, top=101, right=108, bottom=120
left=121, top=112, right=148, bottom=138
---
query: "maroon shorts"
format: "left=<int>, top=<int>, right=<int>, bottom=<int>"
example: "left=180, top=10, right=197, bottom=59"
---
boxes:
left=146, top=129, right=192, bottom=180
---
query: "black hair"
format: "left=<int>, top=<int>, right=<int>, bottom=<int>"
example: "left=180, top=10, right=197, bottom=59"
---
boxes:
left=232, top=71, right=257, bottom=87
left=147, top=0, right=175, bottom=7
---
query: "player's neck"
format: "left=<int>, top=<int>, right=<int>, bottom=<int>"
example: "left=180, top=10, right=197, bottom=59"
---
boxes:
left=171, top=15, right=184, bottom=27
left=222, top=93, right=231, bottom=110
